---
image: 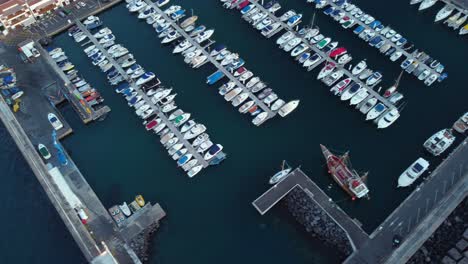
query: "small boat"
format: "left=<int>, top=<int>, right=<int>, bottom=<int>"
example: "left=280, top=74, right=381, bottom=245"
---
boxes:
left=180, top=16, right=198, bottom=28
left=184, top=124, right=207, bottom=140
left=359, top=69, right=373, bottom=80
left=398, top=158, right=429, bottom=187
left=182, top=159, right=197, bottom=172
left=291, top=43, right=308, bottom=57
left=246, top=77, right=260, bottom=88
left=239, top=100, right=255, bottom=113
left=173, top=40, right=192, bottom=54
left=252, top=82, right=267, bottom=93
left=316, top=37, right=331, bottom=49
left=168, top=143, right=184, bottom=156
left=135, top=195, right=145, bottom=207
left=252, top=112, right=268, bottom=126
left=351, top=60, right=367, bottom=75
left=271, top=99, right=285, bottom=111
left=366, top=102, right=386, bottom=120
left=197, top=140, right=213, bottom=153
left=136, top=72, right=156, bottom=86
left=359, top=97, right=377, bottom=114
left=269, top=166, right=292, bottom=184
left=192, top=133, right=209, bottom=147
left=173, top=113, right=191, bottom=127
left=435, top=4, right=455, bottom=22
left=239, top=71, right=253, bottom=82
left=377, top=108, right=400, bottom=129
left=48, top=113, right=63, bottom=130
left=278, top=100, right=299, bottom=117
left=224, top=87, right=242, bottom=101
left=340, top=83, right=362, bottom=100
left=38, top=143, right=51, bottom=159
left=350, top=89, right=369, bottom=106
left=188, top=165, right=203, bottom=178
left=172, top=149, right=187, bottom=161
left=232, top=92, right=249, bottom=107
left=181, top=120, right=196, bottom=133
left=366, top=72, right=382, bottom=86
left=178, top=154, right=193, bottom=166
left=330, top=78, right=352, bottom=95
left=317, top=62, right=336, bottom=79
left=119, top=202, right=131, bottom=216
left=303, top=53, right=322, bottom=68
left=276, top=31, right=295, bottom=46
left=195, top=29, right=215, bottom=43
left=453, top=112, right=468, bottom=133
left=156, top=0, right=169, bottom=7
left=423, top=129, right=456, bottom=156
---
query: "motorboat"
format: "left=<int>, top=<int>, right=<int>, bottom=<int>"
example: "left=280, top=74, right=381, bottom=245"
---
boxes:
left=246, top=77, right=260, bottom=89
left=239, top=71, right=253, bottom=82
left=349, top=89, right=369, bottom=106
left=173, top=113, right=191, bottom=127
left=219, top=82, right=236, bottom=96
left=303, top=53, right=322, bottom=68
left=287, top=14, right=302, bottom=27
left=184, top=124, right=207, bottom=140
left=269, top=168, right=292, bottom=184
left=276, top=31, right=295, bottom=46
left=352, top=60, right=367, bottom=75
left=419, top=0, right=437, bottom=11
left=197, top=140, right=213, bottom=154
left=263, top=93, right=278, bottom=105
left=271, top=99, right=285, bottom=111
left=195, top=29, right=215, bottom=43
left=278, top=100, right=300, bottom=117
left=330, top=78, right=352, bottom=95
left=136, top=72, right=156, bottom=86
left=316, top=37, right=331, bottom=49
left=366, top=72, right=382, bottom=86
left=359, top=69, right=373, bottom=80
left=298, top=52, right=311, bottom=64
left=181, top=120, right=196, bottom=134
left=291, top=43, right=308, bottom=57
left=283, top=37, right=302, bottom=52
left=162, top=31, right=180, bottom=44
left=172, top=148, right=187, bottom=161
left=398, top=158, right=430, bottom=187
left=252, top=82, right=267, bottom=93
left=423, top=129, right=456, bottom=156
left=337, top=54, right=352, bottom=65
left=93, top=28, right=111, bottom=39
left=252, top=112, right=268, bottom=126
left=390, top=51, right=403, bottom=62
left=359, top=97, right=377, bottom=114
left=128, top=1, right=147, bottom=12
left=366, top=102, right=386, bottom=120
left=340, top=83, right=362, bottom=100
left=435, top=4, right=455, bottom=22
left=188, top=165, right=203, bottom=178
left=256, top=17, right=273, bottom=30
left=192, top=133, right=209, bottom=147
left=164, top=5, right=181, bottom=15
left=177, top=154, right=193, bottom=167
left=317, top=62, right=336, bottom=79
left=239, top=100, right=255, bottom=113
left=173, top=40, right=192, bottom=54
left=377, top=108, right=400, bottom=129
left=138, top=7, right=155, bottom=19
left=224, top=87, right=242, bottom=101
left=329, top=47, right=347, bottom=59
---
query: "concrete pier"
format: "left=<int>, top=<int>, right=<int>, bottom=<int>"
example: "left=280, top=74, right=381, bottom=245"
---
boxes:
left=245, top=0, right=397, bottom=114
left=141, top=0, right=277, bottom=126
left=252, top=168, right=370, bottom=251
left=38, top=44, right=111, bottom=124
left=75, top=21, right=210, bottom=169
left=0, top=44, right=165, bottom=263
left=253, top=138, right=468, bottom=264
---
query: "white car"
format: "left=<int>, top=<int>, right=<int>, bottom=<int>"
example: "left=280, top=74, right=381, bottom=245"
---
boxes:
left=78, top=1, right=86, bottom=7
left=48, top=113, right=63, bottom=130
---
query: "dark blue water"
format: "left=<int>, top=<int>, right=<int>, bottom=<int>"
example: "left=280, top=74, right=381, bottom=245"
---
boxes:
left=1, top=0, right=467, bottom=263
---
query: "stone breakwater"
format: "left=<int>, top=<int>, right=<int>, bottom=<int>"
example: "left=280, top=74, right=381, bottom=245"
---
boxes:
left=130, top=223, right=159, bottom=263
left=408, top=198, right=468, bottom=264
left=283, top=187, right=353, bottom=259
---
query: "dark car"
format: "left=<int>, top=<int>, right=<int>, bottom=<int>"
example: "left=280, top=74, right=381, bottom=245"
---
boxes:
left=392, top=235, right=402, bottom=248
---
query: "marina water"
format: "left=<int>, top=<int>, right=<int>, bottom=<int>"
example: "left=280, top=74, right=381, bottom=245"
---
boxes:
left=1, top=0, right=468, bottom=263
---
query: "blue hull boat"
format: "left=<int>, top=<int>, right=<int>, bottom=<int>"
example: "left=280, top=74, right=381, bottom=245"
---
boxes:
left=206, top=70, right=225, bottom=85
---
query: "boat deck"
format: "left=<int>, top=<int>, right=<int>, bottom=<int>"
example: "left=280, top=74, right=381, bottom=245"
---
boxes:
left=252, top=168, right=370, bottom=251
left=238, top=1, right=398, bottom=113
left=75, top=21, right=210, bottom=169
left=141, top=0, right=277, bottom=126
left=318, top=0, right=445, bottom=84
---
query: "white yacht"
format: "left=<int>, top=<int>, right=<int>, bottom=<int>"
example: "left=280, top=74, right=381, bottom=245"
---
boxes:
left=434, top=4, right=455, bottom=22
left=349, top=89, right=369, bottom=106
left=398, top=158, right=430, bottom=187
left=366, top=102, right=386, bottom=120
left=419, top=0, right=438, bottom=11
left=423, top=129, right=456, bottom=156
left=278, top=100, right=300, bottom=117
left=376, top=108, right=400, bottom=129
left=252, top=112, right=268, bottom=126
left=351, top=60, right=367, bottom=75
left=269, top=168, right=292, bottom=184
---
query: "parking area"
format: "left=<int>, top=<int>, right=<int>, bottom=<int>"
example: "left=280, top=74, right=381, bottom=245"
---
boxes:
left=27, top=0, right=101, bottom=36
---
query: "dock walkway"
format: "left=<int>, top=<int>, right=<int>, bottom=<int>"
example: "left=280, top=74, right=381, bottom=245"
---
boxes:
left=38, top=44, right=110, bottom=124
left=142, top=0, right=276, bottom=125
left=75, top=21, right=209, bottom=168
left=320, top=0, right=443, bottom=82
left=247, top=0, right=397, bottom=112
left=252, top=168, right=370, bottom=251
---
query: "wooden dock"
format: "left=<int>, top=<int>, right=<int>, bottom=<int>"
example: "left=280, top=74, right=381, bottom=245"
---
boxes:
left=75, top=21, right=210, bottom=169
left=140, top=0, right=278, bottom=126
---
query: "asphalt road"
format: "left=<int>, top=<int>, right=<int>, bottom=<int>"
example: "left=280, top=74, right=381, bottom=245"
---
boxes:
left=344, top=138, right=468, bottom=264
